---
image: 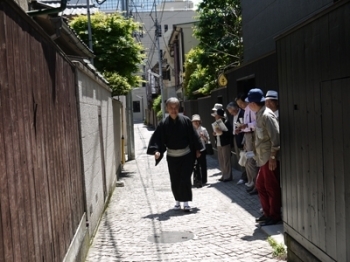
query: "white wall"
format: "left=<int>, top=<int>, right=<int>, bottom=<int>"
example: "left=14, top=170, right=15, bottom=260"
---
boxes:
left=132, top=88, right=147, bottom=122
left=74, top=62, right=119, bottom=237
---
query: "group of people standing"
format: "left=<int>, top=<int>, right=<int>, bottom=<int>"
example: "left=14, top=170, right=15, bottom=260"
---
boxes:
left=147, top=89, right=281, bottom=226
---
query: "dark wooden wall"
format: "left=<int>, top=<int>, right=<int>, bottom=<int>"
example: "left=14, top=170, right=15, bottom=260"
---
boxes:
left=277, top=1, right=350, bottom=261
left=0, top=2, right=85, bottom=261
left=226, top=52, right=278, bottom=101
left=240, top=0, right=333, bottom=63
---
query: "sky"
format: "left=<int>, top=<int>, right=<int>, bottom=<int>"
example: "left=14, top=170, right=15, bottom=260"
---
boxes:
left=191, top=0, right=201, bottom=9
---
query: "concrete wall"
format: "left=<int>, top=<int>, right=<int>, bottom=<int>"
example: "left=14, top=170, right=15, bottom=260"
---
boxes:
left=241, top=0, right=333, bottom=62
left=74, top=62, right=119, bottom=237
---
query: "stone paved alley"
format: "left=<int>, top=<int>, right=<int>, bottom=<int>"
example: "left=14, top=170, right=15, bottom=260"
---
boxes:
left=85, top=123, right=281, bottom=262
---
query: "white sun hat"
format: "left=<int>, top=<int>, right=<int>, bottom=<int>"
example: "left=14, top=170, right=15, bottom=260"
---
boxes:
left=265, top=90, right=278, bottom=100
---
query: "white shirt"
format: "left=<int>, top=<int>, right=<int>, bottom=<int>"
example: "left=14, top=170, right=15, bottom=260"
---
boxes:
left=274, top=110, right=279, bottom=120
left=195, top=126, right=209, bottom=149
left=242, top=105, right=256, bottom=132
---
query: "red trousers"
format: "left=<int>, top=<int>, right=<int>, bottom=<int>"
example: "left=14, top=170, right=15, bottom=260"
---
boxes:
left=256, top=161, right=281, bottom=221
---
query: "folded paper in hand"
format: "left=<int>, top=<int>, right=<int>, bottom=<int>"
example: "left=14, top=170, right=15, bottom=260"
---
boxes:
left=245, top=151, right=255, bottom=159
left=212, top=119, right=228, bottom=132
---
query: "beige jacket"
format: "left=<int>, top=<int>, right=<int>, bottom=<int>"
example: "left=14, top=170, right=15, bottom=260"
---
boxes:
left=254, top=106, right=280, bottom=167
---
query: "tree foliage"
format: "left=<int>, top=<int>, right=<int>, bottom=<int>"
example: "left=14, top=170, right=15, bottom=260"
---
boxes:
left=152, top=95, right=163, bottom=120
left=104, top=72, right=131, bottom=96
left=195, top=0, right=242, bottom=63
left=183, top=47, right=213, bottom=99
left=70, top=12, right=145, bottom=95
left=183, top=0, right=242, bottom=98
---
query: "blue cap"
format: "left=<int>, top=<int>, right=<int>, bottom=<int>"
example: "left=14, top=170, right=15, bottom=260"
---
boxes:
left=245, top=88, right=266, bottom=103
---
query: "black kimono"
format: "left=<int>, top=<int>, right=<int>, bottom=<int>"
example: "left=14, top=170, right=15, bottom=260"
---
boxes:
left=147, top=114, right=203, bottom=202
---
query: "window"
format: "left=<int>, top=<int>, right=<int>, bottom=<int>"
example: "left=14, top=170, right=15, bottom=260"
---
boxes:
left=133, top=101, right=141, bottom=112
left=157, top=25, right=162, bottom=37
left=164, top=24, right=168, bottom=32
left=142, top=75, right=146, bottom=87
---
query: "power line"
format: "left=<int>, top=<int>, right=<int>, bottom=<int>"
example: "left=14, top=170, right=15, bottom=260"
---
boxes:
left=158, top=0, right=166, bottom=24
left=130, top=0, right=158, bottom=47
left=129, top=0, right=158, bottom=70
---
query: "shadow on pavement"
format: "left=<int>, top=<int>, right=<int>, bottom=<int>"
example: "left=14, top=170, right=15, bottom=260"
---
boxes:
left=210, top=172, right=222, bottom=178
left=143, top=208, right=200, bottom=221
left=241, top=227, right=269, bottom=242
left=119, top=171, right=136, bottom=178
left=205, top=155, right=262, bottom=220
left=141, top=124, right=155, bottom=131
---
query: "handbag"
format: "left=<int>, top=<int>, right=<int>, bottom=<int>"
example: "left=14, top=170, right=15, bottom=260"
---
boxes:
left=205, top=142, right=214, bottom=155
left=193, top=159, right=202, bottom=187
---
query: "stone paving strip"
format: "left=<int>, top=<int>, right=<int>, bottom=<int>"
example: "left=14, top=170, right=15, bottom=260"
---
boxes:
left=85, top=123, right=281, bottom=262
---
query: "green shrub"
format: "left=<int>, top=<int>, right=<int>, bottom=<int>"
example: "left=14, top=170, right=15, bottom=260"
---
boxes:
left=267, top=237, right=287, bottom=260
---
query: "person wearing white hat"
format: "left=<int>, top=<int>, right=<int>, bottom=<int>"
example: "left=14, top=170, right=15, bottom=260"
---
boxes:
left=192, top=114, right=210, bottom=186
left=211, top=103, right=223, bottom=117
left=212, top=103, right=223, bottom=111
left=265, top=90, right=279, bottom=120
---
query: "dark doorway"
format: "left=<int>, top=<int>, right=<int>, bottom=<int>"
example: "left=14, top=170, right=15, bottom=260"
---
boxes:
left=133, top=101, right=141, bottom=112
left=237, top=75, right=255, bottom=95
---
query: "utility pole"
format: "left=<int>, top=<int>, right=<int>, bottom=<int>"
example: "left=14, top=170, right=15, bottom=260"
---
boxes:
left=124, top=0, right=135, bottom=160
left=154, top=4, right=166, bottom=119
left=86, top=0, right=93, bottom=64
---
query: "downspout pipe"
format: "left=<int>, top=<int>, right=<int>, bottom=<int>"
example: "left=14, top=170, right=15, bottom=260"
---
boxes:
left=27, top=0, right=68, bottom=16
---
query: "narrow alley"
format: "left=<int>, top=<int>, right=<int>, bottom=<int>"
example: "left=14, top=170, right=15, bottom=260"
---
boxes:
left=84, top=123, right=281, bottom=261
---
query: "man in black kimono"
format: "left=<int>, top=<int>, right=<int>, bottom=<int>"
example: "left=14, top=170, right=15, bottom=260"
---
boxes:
left=147, top=97, right=203, bottom=211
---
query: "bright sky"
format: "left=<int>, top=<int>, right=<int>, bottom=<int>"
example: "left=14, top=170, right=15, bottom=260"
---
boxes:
left=191, top=0, right=201, bottom=9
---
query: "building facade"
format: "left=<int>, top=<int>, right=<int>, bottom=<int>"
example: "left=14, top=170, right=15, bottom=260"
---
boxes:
left=131, top=1, right=196, bottom=119
left=167, top=21, right=199, bottom=100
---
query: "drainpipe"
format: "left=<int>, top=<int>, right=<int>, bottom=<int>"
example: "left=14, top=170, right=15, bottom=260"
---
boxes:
left=27, top=0, right=68, bottom=16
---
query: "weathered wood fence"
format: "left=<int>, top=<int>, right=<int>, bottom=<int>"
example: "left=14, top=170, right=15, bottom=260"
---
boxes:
left=0, top=1, right=85, bottom=261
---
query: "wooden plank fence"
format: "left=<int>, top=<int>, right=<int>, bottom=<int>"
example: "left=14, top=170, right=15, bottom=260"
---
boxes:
left=0, top=1, right=85, bottom=261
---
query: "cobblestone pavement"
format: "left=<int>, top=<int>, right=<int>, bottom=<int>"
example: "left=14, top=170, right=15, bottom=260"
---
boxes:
left=85, top=123, right=280, bottom=262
